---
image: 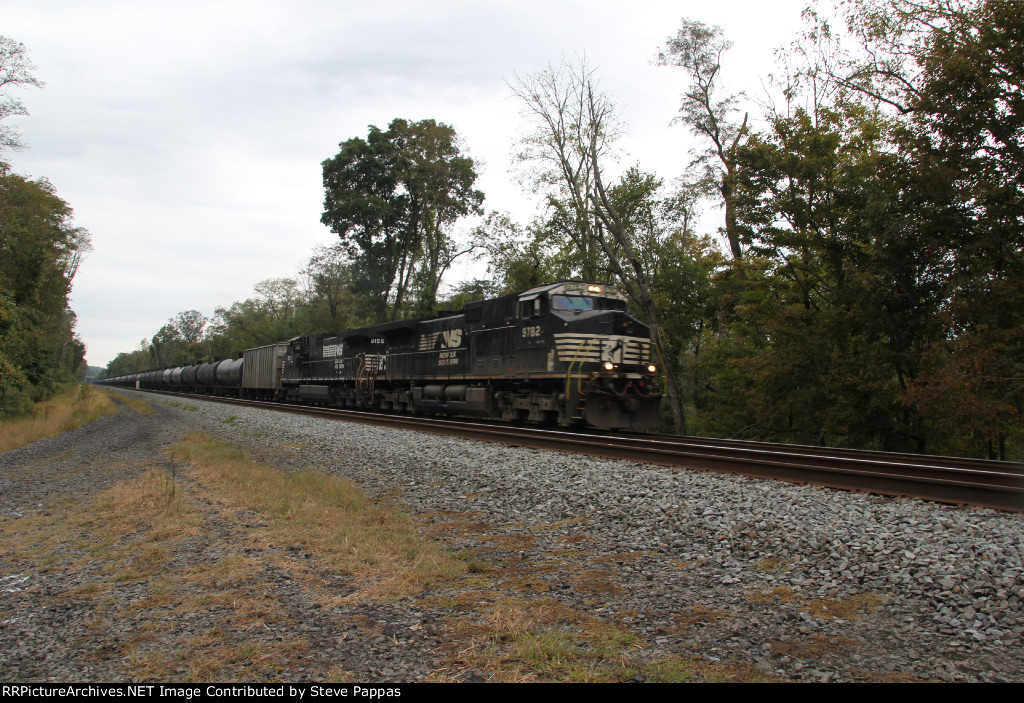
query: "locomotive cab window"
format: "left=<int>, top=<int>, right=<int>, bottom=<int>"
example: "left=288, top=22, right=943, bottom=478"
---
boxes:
left=551, top=295, right=595, bottom=312
left=518, top=297, right=544, bottom=318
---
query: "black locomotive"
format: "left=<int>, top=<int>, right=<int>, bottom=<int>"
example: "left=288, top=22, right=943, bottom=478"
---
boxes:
left=103, top=281, right=663, bottom=431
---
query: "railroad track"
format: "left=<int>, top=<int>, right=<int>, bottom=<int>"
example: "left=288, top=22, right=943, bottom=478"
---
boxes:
left=134, top=389, right=1024, bottom=513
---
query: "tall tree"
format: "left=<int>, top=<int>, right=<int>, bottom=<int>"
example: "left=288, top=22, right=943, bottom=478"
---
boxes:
left=511, top=60, right=615, bottom=282
left=0, top=35, right=43, bottom=151
left=797, top=0, right=974, bottom=115
left=149, top=323, right=185, bottom=368
left=901, top=1, right=1024, bottom=457
left=301, top=243, right=358, bottom=328
left=658, top=19, right=749, bottom=259
left=512, top=59, right=689, bottom=434
left=0, top=164, right=90, bottom=414
left=321, top=118, right=483, bottom=322
left=174, top=310, right=208, bottom=345
left=472, top=211, right=578, bottom=294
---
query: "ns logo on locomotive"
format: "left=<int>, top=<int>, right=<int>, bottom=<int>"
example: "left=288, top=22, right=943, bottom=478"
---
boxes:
left=103, top=281, right=663, bottom=431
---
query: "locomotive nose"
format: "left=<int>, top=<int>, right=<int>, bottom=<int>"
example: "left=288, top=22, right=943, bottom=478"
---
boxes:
left=588, top=310, right=638, bottom=338
left=614, top=311, right=637, bottom=336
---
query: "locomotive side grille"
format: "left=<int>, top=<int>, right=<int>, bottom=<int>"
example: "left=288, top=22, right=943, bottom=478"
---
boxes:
left=553, top=334, right=651, bottom=364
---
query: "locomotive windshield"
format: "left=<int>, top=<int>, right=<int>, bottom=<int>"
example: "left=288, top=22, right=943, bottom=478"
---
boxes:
left=551, top=295, right=595, bottom=312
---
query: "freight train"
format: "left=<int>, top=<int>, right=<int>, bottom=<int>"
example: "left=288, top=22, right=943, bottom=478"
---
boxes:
left=101, top=281, right=663, bottom=430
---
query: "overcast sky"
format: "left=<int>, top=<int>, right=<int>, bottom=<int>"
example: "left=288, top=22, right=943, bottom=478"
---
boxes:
left=4, top=0, right=811, bottom=367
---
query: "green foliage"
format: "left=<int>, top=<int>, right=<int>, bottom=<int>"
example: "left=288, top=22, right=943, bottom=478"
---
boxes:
left=0, top=339, right=32, bottom=417
left=205, top=278, right=313, bottom=358
left=899, top=1, right=1024, bottom=457
left=658, top=18, right=749, bottom=259
left=680, top=0, right=1021, bottom=457
left=0, top=163, right=89, bottom=417
left=321, top=118, right=483, bottom=321
left=475, top=1, right=1020, bottom=457
left=301, top=244, right=361, bottom=331
left=472, top=211, right=587, bottom=294
left=440, top=278, right=500, bottom=312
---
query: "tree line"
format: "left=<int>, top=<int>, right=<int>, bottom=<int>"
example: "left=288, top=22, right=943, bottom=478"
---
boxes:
left=1, top=36, right=90, bottom=417
left=104, top=0, right=1021, bottom=459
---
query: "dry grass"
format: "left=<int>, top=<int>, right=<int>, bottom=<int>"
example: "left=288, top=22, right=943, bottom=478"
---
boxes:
left=160, top=400, right=199, bottom=412
left=594, top=551, right=651, bottom=565
left=103, top=390, right=154, bottom=416
left=557, top=533, right=590, bottom=545
left=420, top=519, right=494, bottom=540
left=438, top=591, right=771, bottom=683
left=444, top=595, right=642, bottom=682
left=805, top=593, right=884, bottom=620
left=0, top=434, right=473, bottom=681
left=754, top=557, right=789, bottom=573
left=642, top=655, right=775, bottom=683
left=174, top=432, right=466, bottom=599
left=568, top=569, right=624, bottom=595
left=528, top=517, right=589, bottom=531
left=0, top=467, right=196, bottom=578
left=492, top=534, right=539, bottom=551
left=0, top=384, right=119, bottom=452
left=771, top=633, right=861, bottom=659
left=671, top=605, right=733, bottom=628
left=1, top=423, right=883, bottom=683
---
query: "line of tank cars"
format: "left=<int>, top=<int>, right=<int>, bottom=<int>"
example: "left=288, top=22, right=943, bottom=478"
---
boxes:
left=101, top=281, right=664, bottom=430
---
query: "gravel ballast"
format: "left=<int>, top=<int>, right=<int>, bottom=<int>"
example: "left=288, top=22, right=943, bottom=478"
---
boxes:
left=2, top=390, right=1023, bottom=682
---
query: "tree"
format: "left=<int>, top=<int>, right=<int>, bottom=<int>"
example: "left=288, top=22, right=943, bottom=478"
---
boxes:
left=900, top=1, right=1024, bottom=457
left=301, top=243, right=358, bottom=328
left=0, top=36, right=43, bottom=151
left=796, top=0, right=977, bottom=116
left=511, top=59, right=618, bottom=282
left=104, top=339, right=152, bottom=378
left=321, top=118, right=484, bottom=322
left=472, top=211, right=590, bottom=294
left=203, top=278, right=312, bottom=358
left=149, top=323, right=184, bottom=368
left=0, top=164, right=90, bottom=415
left=174, top=310, right=208, bottom=345
left=512, top=59, right=689, bottom=434
left=658, top=19, right=749, bottom=259
left=705, top=82, right=971, bottom=451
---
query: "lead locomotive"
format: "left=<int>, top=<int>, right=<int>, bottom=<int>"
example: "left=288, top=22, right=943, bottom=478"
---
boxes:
left=281, top=281, right=662, bottom=430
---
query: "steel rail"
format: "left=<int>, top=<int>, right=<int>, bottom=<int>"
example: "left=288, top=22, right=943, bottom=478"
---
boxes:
left=134, top=389, right=1024, bottom=513
left=626, top=431, right=1019, bottom=473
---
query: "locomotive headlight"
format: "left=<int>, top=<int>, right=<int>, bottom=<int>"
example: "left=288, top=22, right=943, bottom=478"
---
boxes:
left=647, top=364, right=657, bottom=373
left=588, top=285, right=602, bottom=293
left=603, top=361, right=615, bottom=371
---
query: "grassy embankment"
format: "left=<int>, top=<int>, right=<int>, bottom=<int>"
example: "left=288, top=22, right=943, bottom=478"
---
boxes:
left=0, top=384, right=139, bottom=453
left=0, top=432, right=468, bottom=680
left=104, top=389, right=155, bottom=417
